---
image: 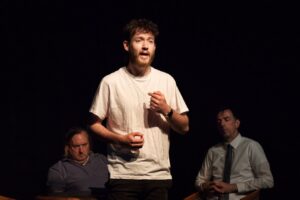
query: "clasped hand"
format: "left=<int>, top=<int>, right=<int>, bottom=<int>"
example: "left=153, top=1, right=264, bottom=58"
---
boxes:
left=122, top=132, right=144, bottom=149
left=148, top=91, right=170, bottom=115
left=205, top=181, right=233, bottom=195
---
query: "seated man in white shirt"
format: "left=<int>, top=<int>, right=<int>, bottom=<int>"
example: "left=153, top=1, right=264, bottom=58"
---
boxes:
left=195, top=107, right=274, bottom=200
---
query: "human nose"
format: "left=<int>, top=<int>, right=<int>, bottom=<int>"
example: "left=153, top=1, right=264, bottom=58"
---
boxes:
left=218, top=120, right=225, bottom=127
left=78, top=145, right=84, bottom=152
left=221, top=121, right=227, bottom=128
left=142, top=41, right=149, bottom=49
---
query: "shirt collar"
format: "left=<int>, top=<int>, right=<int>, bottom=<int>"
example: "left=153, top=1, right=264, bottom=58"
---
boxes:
left=63, top=152, right=93, bottom=165
left=226, top=133, right=242, bottom=149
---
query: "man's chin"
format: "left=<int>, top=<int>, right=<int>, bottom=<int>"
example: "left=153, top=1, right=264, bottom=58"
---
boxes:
left=137, top=59, right=150, bottom=66
left=136, top=62, right=150, bottom=69
left=77, top=156, right=88, bottom=161
left=138, top=56, right=154, bottom=65
left=221, top=133, right=230, bottom=139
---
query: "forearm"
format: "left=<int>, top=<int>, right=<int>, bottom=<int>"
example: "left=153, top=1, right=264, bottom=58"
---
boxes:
left=89, top=122, right=124, bottom=144
left=236, top=177, right=274, bottom=193
left=148, top=91, right=189, bottom=134
left=236, top=163, right=274, bottom=193
left=166, top=110, right=189, bottom=134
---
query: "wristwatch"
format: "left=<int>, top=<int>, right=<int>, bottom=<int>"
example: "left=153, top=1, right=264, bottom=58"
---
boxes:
left=165, top=108, right=173, bottom=119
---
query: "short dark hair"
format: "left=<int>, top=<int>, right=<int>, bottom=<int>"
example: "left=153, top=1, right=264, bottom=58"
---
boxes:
left=123, top=18, right=159, bottom=41
left=64, top=127, right=90, bottom=146
left=216, top=105, right=241, bottom=120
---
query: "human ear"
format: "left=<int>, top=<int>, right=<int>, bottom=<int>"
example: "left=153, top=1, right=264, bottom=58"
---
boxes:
left=123, top=40, right=129, bottom=51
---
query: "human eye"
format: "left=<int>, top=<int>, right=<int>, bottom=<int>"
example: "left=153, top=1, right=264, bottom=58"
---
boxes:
left=71, top=145, right=80, bottom=149
left=225, top=117, right=232, bottom=122
left=134, top=38, right=142, bottom=43
left=148, top=38, right=154, bottom=43
left=82, top=143, right=88, bottom=147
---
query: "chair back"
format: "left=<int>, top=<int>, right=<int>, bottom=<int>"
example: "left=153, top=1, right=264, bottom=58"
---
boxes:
left=240, top=190, right=260, bottom=200
left=183, top=190, right=260, bottom=200
left=35, top=196, right=80, bottom=200
left=0, top=195, right=15, bottom=200
left=183, top=192, right=201, bottom=200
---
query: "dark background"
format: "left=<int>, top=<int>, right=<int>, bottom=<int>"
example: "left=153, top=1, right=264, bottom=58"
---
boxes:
left=2, top=0, right=291, bottom=199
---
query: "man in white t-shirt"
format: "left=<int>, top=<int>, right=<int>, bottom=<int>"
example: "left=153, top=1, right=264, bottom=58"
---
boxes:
left=88, top=18, right=189, bottom=200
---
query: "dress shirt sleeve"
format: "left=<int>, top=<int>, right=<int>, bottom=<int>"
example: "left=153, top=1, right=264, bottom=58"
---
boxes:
left=236, top=141, right=274, bottom=193
left=195, top=150, right=213, bottom=191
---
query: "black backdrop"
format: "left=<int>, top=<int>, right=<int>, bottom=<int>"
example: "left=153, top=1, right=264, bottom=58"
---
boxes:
left=2, top=1, right=290, bottom=199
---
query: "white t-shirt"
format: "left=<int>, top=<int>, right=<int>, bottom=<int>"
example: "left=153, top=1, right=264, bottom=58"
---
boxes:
left=90, top=67, right=189, bottom=180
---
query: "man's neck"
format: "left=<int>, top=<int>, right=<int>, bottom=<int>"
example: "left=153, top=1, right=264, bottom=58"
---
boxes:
left=127, top=64, right=151, bottom=77
left=73, top=155, right=90, bottom=166
left=225, top=132, right=239, bottom=143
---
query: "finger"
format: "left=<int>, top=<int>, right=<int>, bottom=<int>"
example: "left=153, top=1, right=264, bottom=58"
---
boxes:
left=133, top=137, right=144, bottom=143
left=150, top=98, right=160, bottom=106
left=149, top=92, right=161, bottom=99
left=148, top=92, right=154, bottom=97
left=131, top=142, right=144, bottom=148
left=152, top=91, right=162, bottom=95
left=132, top=132, right=144, bottom=137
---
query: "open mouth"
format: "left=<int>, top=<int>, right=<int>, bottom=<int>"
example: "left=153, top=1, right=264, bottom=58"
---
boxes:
left=140, top=51, right=149, bottom=56
left=139, top=53, right=150, bottom=60
left=140, top=55, right=149, bottom=59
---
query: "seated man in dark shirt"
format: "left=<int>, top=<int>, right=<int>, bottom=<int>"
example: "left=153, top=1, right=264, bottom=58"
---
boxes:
left=47, top=127, right=109, bottom=198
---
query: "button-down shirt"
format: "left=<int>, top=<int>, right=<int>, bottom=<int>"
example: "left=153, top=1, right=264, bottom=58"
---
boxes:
left=195, top=134, right=274, bottom=200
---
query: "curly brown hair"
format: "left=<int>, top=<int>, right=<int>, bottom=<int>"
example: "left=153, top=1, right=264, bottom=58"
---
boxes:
left=123, top=18, right=159, bottom=42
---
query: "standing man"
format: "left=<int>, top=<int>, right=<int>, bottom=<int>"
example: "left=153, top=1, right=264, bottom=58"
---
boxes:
left=195, top=107, right=274, bottom=200
left=88, top=18, right=189, bottom=200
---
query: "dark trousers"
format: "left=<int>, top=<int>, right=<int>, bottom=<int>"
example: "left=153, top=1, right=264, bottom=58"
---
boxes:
left=107, top=179, right=172, bottom=200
